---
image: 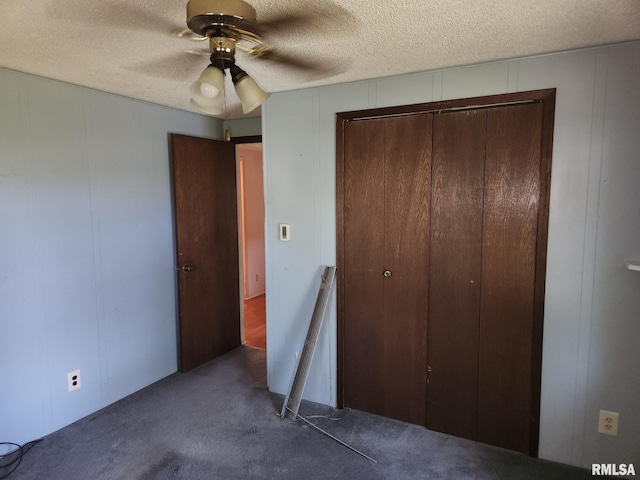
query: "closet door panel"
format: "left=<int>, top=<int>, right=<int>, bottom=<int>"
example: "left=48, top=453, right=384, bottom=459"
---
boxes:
left=383, top=114, right=432, bottom=424
left=342, top=118, right=387, bottom=415
left=478, top=103, right=543, bottom=453
left=427, top=110, right=487, bottom=439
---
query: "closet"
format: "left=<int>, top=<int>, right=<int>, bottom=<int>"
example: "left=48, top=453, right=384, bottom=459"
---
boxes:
left=336, top=90, right=555, bottom=455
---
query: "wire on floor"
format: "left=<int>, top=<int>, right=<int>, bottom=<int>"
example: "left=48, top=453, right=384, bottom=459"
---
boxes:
left=0, top=439, right=43, bottom=479
left=284, top=407, right=377, bottom=464
left=303, top=414, right=342, bottom=421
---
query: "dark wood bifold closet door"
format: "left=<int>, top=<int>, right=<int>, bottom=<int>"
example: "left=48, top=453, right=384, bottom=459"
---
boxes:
left=342, top=113, right=431, bottom=425
left=338, top=90, right=554, bottom=456
left=427, top=109, right=487, bottom=440
left=477, top=103, right=543, bottom=452
left=426, top=103, right=544, bottom=453
left=342, top=118, right=386, bottom=417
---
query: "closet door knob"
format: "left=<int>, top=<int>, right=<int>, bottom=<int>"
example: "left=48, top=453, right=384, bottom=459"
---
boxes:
left=383, top=270, right=392, bottom=277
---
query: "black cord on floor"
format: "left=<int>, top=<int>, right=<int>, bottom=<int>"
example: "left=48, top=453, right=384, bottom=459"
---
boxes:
left=0, top=439, right=43, bottom=479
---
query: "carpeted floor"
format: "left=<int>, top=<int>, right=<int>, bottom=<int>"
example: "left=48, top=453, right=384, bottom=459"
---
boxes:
left=4, top=347, right=592, bottom=480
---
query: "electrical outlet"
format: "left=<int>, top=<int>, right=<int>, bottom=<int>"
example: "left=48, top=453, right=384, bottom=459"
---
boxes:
left=598, top=410, right=619, bottom=436
left=68, top=369, right=81, bottom=392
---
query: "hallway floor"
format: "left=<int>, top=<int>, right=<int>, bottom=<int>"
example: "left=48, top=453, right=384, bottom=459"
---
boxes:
left=244, top=294, right=266, bottom=350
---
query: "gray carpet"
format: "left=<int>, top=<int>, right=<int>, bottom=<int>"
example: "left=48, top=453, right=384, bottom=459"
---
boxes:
left=5, top=347, right=591, bottom=480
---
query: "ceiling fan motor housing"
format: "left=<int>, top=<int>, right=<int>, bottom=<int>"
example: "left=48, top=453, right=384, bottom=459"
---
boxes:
left=187, top=0, right=257, bottom=36
left=209, top=37, right=237, bottom=64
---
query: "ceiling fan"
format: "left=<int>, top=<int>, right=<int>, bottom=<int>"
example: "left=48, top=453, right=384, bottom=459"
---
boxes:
left=183, top=0, right=347, bottom=116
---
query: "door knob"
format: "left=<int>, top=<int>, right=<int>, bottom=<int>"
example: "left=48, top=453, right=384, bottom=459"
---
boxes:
left=383, top=270, right=392, bottom=277
left=182, top=264, right=194, bottom=272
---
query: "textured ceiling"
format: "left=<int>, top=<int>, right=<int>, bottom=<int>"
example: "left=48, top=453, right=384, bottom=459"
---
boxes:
left=1, top=0, right=639, bottom=119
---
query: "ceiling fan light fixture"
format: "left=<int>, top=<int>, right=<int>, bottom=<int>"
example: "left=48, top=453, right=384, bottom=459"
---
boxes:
left=230, top=64, right=269, bottom=114
left=190, top=64, right=226, bottom=115
left=190, top=64, right=224, bottom=100
left=190, top=96, right=225, bottom=115
left=186, top=0, right=257, bottom=36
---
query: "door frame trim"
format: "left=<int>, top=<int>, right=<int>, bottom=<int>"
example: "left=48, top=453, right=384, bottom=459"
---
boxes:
left=336, top=89, right=555, bottom=456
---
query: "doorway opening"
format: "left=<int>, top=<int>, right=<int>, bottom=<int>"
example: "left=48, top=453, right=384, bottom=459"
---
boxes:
left=236, top=141, right=266, bottom=351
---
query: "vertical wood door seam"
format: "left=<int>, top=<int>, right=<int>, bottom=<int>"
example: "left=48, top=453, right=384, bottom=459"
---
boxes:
left=477, top=109, right=489, bottom=439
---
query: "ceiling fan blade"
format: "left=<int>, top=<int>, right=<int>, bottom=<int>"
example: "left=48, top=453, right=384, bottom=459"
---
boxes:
left=251, top=1, right=357, bottom=37
left=245, top=47, right=346, bottom=80
left=185, top=48, right=211, bottom=57
left=250, top=11, right=316, bottom=35
left=125, top=51, right=204, bottom=82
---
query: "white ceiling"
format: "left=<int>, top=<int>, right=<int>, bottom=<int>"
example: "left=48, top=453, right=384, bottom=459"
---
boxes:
left=1, top=0, right=639, bottom=119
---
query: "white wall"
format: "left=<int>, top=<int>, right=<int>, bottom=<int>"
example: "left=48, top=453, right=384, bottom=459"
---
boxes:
left=226, top=116, right=262, bottom=138
left=0, top=68, right=222, bottom=444
left=239, top=145, right=266, bottom=299
left=262, top=42, right=640, bottom=468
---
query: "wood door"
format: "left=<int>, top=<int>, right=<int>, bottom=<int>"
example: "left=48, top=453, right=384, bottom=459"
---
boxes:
left=171, top=134, right=241, bottom=372
left=340, top=113, right=431, bottom=425
left=427, top=109, right=487, bottom=440
left=476, top=103, right=544, bottom=453
left=341, top=117, right=386, bottom=416
left=338, top=90, right=554, bottom=456
left=426, top=102, right=546, bottom=454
